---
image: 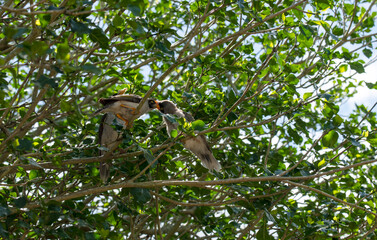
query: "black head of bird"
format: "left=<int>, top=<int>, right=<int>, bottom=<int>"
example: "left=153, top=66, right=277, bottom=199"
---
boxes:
left=148, top=99, right=159, bottom=110
left=155, top=100, right=180, bottom=114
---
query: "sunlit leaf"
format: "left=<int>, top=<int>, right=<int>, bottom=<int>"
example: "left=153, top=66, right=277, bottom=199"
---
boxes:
left=192, top=120, right=205, bottom=131
left=303, top=92, right=313, bottom=100
left=322, top=130, right=339, bottom=147
left=318, top=158, right=326, bottom=167
left=170, top=129, right=178, bottom=138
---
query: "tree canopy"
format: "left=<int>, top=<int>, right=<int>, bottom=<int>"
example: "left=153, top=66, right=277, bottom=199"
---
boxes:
left=1, top=0, right=377, bottom=239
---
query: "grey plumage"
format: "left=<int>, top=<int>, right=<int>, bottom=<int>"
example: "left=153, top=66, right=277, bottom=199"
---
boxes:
left=96, top=91, right=158, bottom=182
left=98, top=113, right=122, bottom=182
left=157, top=100, right=221, bottom=172
left=94, top=94, right=158, bottom=128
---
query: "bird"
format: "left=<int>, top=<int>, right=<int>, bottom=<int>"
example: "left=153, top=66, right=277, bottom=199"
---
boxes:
left=155, top=100, right=222, bottom=172
left=98, top=112, right=121, bottom=182
left=94, top=89, right=159, bottom=128
left=96, top=89, right=159, bottom=182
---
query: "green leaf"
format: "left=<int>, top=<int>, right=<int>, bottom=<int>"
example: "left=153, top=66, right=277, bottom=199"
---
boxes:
left=322, top=104, right=333, bottom=118
left=318, top=158, right=326, bottom=167
left=366, top=82, right=377, bottom=90
left=29, top=170, right=38, bottom=180
left=332, top=26, right=343, bottom=36
left=14, top=197, right=27, bottom=208
left=367, top=214, right=375, bottom=225
left=140, top=147, right=155, bottom=166
left=299, top=25, right=314, bottom=40
left=286, top=74, right=299, bottom=85
left=363, top=49, right=372, bottom=58
left=128, top=4, right=141, bottom=16
left=60, top=100, right=72, bottom=112
left=343, top=3, right=354, bottom=15
left=37, top=14, right=51, bottom=28
left=144, top=38, right=155, bottom=49
left=339, top=64, right=348, bottom=73
left=192, top=120, right=205, bottom=131
left=81, top=64, right=101, bottom=75
left=3, top=27, right=28, bottom=39
left=227, top=89, right=238, bottom=105
left=256, top=215, right=274, bottom=240
left=322, top=130, right=339, bottom=148
left=130, top=188, right=151, bottom=204
left=17, top=138, right=33, bottom=151
left=227, top=111, right=238, bottom=122
left=113, top=15, right=124, bottom=27
left=34, top=75, right=58, bottom=88
left=315, top=0, right=331, bottom=10
left=367, top=136, right=377, bottom=147
left=31, top=41, right=49, bottom=57
left=0, top=205, right=10, bottom=217
left=288, top=127, right=302, bottom=144
left=170, top=129, right=178, bottom=138
left=69, top=19, right=91, bottom=36
left=56, top=42, right=70, bottom=62
left=156, top=40, right=174, bottom=56
left=89, top=28, right=109, bottom=49
left=318, top=93, right=332, bottom=100
left=332, top=114, right=343, bottom=127
left=349, top=62, right=365, bottom=73
left=350, top=138, right=362, bottom=148
left=303, top=92, right=313, bottom=100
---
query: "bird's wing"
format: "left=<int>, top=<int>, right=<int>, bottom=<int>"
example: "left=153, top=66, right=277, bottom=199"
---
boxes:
left=98, top=94, right=143, bottom=106
left=99, top=113, right=119, bottom=152
left=163, top=116, right=178, bottom=137
left=183, top=111, right=195, bottom=122
left=183, top=135, right=221, bottom=171
left=180, top=110, right=221, bottom=171
left=104, top=94, right=142, bottom=103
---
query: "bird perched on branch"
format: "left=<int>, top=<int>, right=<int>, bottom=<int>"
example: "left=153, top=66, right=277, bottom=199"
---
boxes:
left=94, top=88, right=159, bottom=128
left=96, top=89, right=159, bottom=182
left=155, top=100, right=222, bottom=172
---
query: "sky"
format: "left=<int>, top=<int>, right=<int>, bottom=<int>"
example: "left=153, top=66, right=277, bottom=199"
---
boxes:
left=341, top=62, right=377, bottom=116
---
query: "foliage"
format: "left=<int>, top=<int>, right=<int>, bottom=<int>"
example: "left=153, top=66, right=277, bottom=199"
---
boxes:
left=1, top=0, right=377, bottom=239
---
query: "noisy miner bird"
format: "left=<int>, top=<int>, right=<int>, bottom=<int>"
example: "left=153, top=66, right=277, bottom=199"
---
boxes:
left=156, top=100, right=222, bottom=172
left=96, top=89, right=159, bottom=182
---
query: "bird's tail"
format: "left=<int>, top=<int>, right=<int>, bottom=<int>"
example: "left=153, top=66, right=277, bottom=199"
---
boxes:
left=92, top=106, right=107, bottom=116
left=199, top=153, right=222, bottom=172
left=100, top=162, right=111, bottom=182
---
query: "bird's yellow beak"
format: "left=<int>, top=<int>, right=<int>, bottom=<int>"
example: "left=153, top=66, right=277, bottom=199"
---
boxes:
left=155, top=101, right=160, bottom=110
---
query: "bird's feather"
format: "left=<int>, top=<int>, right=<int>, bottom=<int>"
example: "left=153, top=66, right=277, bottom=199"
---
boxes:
left=158, top=100, right=221, bottom=171
left=99, top=94, right=143, bottom=105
